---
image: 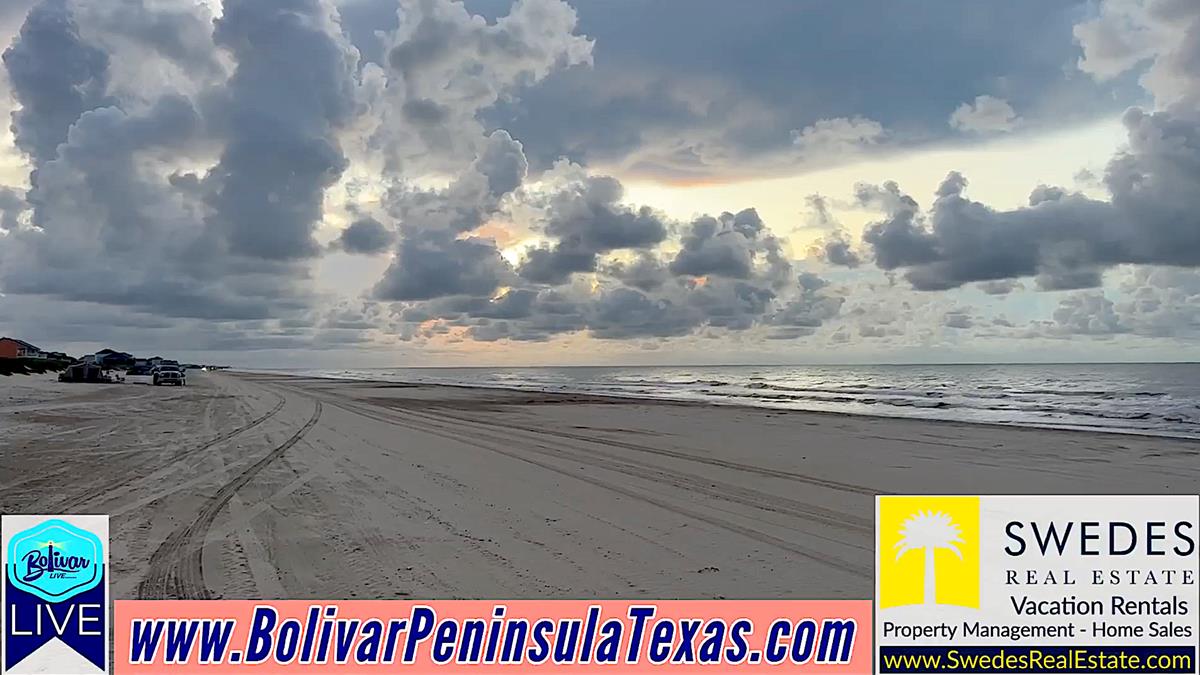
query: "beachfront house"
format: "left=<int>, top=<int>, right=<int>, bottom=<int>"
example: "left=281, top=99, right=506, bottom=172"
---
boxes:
left=0, top=337, right=45, bottom=359
left=94, top=348, right=135, bottom=369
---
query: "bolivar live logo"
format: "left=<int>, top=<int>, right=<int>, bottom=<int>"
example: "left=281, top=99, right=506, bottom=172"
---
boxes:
left=3, top=515, right=108, bottom=675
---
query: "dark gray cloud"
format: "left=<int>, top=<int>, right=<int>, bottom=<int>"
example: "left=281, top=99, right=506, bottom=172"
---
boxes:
left=371, top=129, right=534, bottom=301
left=815, top=231, right=862, bottom=268
left=203, top=0, right=360, bottom=261
left=602, top=252, right=670, bottom=291
left=387, top=129, right=529, bottom=233
left=585, top=287, right=697, bottom=339
left=2, top=0, right=112, bottom=164
left=669, top=208, right=788, bottom=284
left=5, top=0, right=1198, bottom=356
left=402, top=97, right=450, bottom=125
left=765, top=272, right=844, bottom=338
left=373, top=229, right=513, bottom=301
left=377, top=159, right=836, bottom=344
left=853, top=1, right=1200, bottom=295
left=478, top=0, right=1133, bottom=177
left=859, top=108, right=1200, bottom=291
left=857, top=180, right=939, bottom=272
left=335, top=216, right=395, bottom=254
left=390, top=263, right=842, bottom=344
left=73, top=0, right=224, bottom=94
left=366, top=0, right=592, bottom=174
left=386, top=193, right=833, bottom=343
left=942, top=309, right=974, bottom=329
left=685, top=279, right=776, bottom=331
left=0, top=0, right=356, bottom=323
left=517, top=245, right=596, bottom=285
left=517, top=172, right=668, bottom=283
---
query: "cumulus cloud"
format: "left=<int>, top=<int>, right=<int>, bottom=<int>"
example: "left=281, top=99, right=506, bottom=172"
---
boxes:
left=791, top=116, right=884, bottom=156
left=0, top=0, right=359, bottom=322
left=800, top=194, right=836, bottom=229
left=669, top=208, right=789, bottom=284
left=765, top=272, right=844, bottom=338
left=373, top=229, right=514, bottom=302
left=1031, top=267, right=1200, bottom=341
left=858, top=95, right=1200, bottom=292
left=1073, top=1, right=1164, bottom=80
left=0, top=0, right=592, bottom=342
left=334, top=216, right=394, bottom=255
left=381, top=165, right=833, bottom=344
left=812, top=231, right=862, bottom=268
left=949, top=95, right=1020, bottom=133
left=205, top=0, right=361, bottom=261
left=864, top=2, right=1200, bottom=297
left=371, top=0, right=593, bottom=173
left=800, top=194, right=862, bottom=268
left=1051, top=291, right=1128, bottom=335
left=3, top=0, right=112, bottom=164
left=1072, top=0, right=1199, bottom=107
left=517, top=172, right=668, bottom=284
left=3, top=0, right=1199, bottom=356
left=1115, top=267, right=1200, bottom=338
left=602, top=253, right=670, bottom=291
left=0, top=186, right=24, bottom=230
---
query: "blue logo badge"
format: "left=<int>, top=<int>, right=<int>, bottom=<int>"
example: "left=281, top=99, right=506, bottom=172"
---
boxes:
left=6, top=519, right=103, bottom=603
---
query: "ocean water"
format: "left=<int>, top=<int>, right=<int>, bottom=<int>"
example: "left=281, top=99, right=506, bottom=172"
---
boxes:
left=285, top=363, right=1200, bottom=439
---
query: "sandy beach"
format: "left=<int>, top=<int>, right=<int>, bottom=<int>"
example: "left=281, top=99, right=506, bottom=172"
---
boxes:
left=2, top=370, right=1198, bottom=601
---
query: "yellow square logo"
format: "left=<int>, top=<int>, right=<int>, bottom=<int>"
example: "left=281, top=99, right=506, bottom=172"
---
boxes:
left=877, top=496, right=980, bottom=609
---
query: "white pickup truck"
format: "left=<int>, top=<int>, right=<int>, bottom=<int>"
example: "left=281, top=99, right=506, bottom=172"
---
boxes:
left=152, top=366, right=186, bottom=386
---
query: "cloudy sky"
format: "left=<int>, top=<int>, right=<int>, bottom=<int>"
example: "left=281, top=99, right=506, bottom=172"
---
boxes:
left=0, top=0, right=1198, bottom=366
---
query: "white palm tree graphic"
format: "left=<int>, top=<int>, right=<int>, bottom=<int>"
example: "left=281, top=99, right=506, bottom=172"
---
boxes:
left=894, top=510, right=963, bottom=605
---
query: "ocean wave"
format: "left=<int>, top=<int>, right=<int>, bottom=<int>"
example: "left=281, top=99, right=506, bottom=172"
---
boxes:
left=283, top=364, right=1200, bottom=439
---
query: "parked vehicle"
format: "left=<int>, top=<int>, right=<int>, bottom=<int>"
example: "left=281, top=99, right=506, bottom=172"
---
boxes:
left=153, top=366, right=186, bottom=386
left=58, top=362, right=112, bottom=383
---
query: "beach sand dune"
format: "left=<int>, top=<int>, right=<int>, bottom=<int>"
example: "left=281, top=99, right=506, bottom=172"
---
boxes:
left=2, top=371, right=1197, bottom=600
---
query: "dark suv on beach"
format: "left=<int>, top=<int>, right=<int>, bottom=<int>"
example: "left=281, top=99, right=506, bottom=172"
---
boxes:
left=152, top=366, right=185, bottom=386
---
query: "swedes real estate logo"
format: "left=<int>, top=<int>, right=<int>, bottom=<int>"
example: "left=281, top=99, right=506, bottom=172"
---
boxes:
left=876, top=496, right=1199, bottom=674
left=2, top=515, right=108, bottom=675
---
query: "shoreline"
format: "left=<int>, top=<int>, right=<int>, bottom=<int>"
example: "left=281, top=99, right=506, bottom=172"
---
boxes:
left=235, top=369, right=1200, bottom=443
left=3, top=370, right=1198, bottom=600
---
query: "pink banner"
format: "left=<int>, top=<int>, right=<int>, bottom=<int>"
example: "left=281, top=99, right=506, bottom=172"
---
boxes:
left=115, top=600, right=870, bottom=674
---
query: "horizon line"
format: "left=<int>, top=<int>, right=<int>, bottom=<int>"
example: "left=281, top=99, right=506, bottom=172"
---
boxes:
left=252, top=360, right=1200, bottom=370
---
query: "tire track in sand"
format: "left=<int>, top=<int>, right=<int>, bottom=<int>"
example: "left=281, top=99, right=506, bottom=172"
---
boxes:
left=137, top=399, right=322, bottom=599
left=307, top=392, right=872, bottom=538
left=396, top=406, right=874, bottom=535
left=324, top=398, right=871, bottom=580
left=55, top=393, right=288, bottom=512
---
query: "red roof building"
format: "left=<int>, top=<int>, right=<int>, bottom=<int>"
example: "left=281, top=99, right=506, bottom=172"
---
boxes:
left=0, top=337, right=44, bottom=359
